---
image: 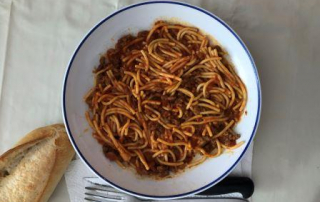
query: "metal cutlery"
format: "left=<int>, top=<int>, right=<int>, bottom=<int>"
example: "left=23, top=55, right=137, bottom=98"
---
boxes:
left=84, top=177, right=253, bottom=202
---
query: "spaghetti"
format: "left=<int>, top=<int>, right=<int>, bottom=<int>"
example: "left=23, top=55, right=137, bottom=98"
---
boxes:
left=85, top=21, right=247, bottom=178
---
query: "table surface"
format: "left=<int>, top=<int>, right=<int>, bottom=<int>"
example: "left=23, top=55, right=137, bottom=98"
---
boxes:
left=0, top=0, right=319, bottom=202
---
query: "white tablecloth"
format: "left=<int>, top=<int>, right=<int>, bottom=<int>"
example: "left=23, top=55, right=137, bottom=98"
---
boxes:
left=1, top=1, right=320, bottom=202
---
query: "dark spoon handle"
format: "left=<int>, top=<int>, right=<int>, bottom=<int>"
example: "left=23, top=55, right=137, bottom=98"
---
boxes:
left=197, top=177, right=254, bottom=199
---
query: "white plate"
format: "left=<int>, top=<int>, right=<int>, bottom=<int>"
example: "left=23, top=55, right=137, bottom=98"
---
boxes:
left=62, top=1, right=261, bottom=200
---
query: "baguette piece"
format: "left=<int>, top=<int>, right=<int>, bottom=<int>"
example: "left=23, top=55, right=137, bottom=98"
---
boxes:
left=0, top=124, right=75, bottom=202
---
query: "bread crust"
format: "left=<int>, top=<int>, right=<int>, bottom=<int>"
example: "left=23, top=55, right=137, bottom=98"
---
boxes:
left=0, top=124, right=75, bottom=202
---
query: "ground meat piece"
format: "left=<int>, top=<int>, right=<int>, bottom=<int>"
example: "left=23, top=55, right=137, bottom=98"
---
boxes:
left=194, top=126, right=204, bottom=136
left=184, top=155, right=193, bottom=164
left=148, top=122, right=157, bottom=131
left=145, top=108, right=154, bottom=116
left=168, top=28, right=178, bottom=36
left=172, top=147, right=181, bottom=159
left=156, top=166, right=169, bottom=178
left=182, top=79, right=195, bottom=94
left=184, top=109, right=194, bottom=119
left=106, top=49, right=121, bottom=68
left=130, top=96, right=138, bottom=109
left=102, top=145, right=109, bottom=153
left=170, top=118, right=180, bottom=125
left=162, top=110, right=171, bottom=119
left=136, top=165, right=149, bottom=176
left=190, top=138, right=199, bottom=148
left=112, top=68, right=121, bottom=80
left=156, top=125, right=164, bottom=135
left=160, top=94, right=175, bottom=107
left=137, top=30, right=149, bottom=38
left=203, top=141, right=217, bottom=153
left=149, top=92, right=161, bottom=100
left=175, top=94, right=185, bottom=104
left=116, top=35, right=135, bottom=50
left=100, top=56, right=106, bottom=65
left=218, top=133, right=240, bottom=147
left=105, top=152, right=118, bottom=161
left=103, top=145, right=118, bottom=161
left=189, top=43, right=200, bottom=52
left=144, top=153, right=157, bottom=172
left=196, top=51, right=206, bottom=60
left=123, top=62, right=136, bottom=72
left=224, top=108, right=234, bottom=118
left=149, top=161, right=156, bottom=172
left=96, top=56, right=107, bottom=71
left=145, top=152, right=153, bottom=162
left=181, top=38, right=188, bottom=47
left=161, top=94, right=175, bottom=101
left=147, top=31, right=161, bottom=43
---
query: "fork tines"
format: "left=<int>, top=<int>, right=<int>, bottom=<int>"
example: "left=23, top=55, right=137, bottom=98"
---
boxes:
left=84, top=180, right=125, bottom=202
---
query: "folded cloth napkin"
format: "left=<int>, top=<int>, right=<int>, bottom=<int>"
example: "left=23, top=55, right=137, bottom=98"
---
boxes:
left=65, top=144, right=253, bottom=202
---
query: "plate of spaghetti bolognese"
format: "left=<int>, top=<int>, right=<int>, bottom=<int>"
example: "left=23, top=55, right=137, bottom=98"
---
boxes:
left=62, top=1, right=261, bottom=199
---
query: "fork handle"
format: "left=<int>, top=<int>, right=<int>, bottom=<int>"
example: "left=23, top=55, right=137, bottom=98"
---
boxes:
left=197, top=177, right=254, bottom=199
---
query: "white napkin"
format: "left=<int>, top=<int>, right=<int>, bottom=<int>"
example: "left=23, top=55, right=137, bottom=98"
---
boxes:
left=65, top=144, right=253, bottom=202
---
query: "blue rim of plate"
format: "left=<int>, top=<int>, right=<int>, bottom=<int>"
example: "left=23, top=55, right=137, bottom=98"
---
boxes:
left=62, top=0, right=261, bottom=199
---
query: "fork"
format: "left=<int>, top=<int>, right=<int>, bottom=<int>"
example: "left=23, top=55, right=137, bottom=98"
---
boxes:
left=84, top=181, right=143, bottom=202
left=84, top=177, right=253, bottom=202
